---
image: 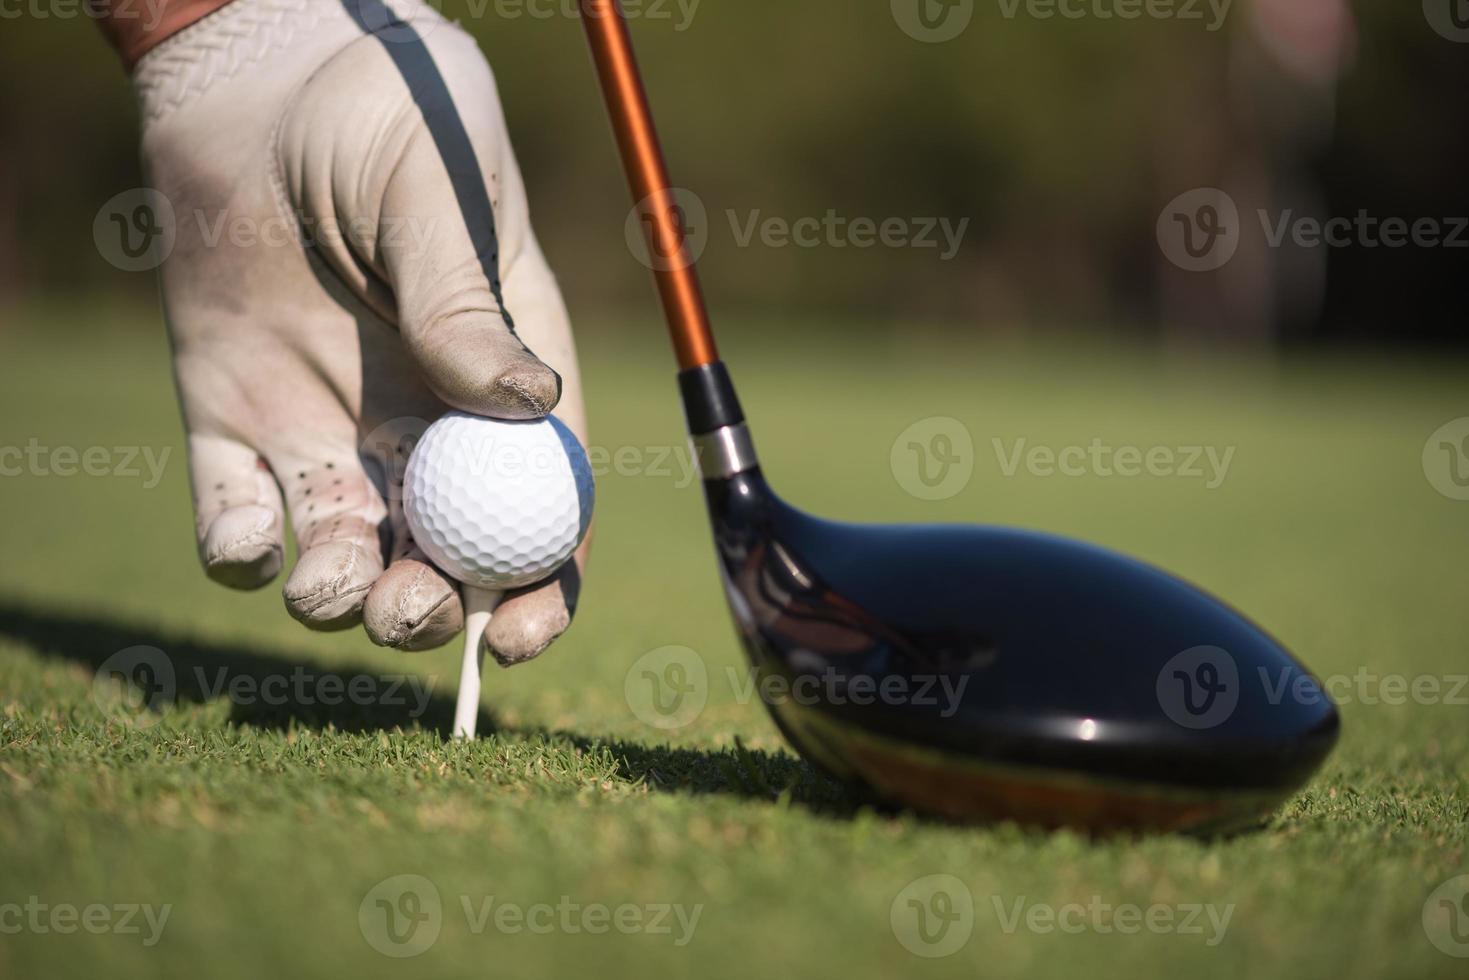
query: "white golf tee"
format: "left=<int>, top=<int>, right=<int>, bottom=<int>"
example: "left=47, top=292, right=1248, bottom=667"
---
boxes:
left=453, top=586, right=503, bottom=739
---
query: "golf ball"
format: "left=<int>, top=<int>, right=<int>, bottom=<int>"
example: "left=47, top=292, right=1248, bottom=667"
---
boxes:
left=403, top=412, right=594, bottom=590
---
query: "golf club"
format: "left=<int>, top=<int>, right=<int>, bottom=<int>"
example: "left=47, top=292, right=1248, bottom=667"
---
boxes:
left=578, top=0, right=1339, bottom=831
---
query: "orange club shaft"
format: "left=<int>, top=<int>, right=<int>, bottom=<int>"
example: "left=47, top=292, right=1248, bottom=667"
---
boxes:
left=579, top=0, right=719, bottom=370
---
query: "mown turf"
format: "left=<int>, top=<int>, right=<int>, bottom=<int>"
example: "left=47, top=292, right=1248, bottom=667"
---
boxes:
left=1, top=306, right=1466, bottom=980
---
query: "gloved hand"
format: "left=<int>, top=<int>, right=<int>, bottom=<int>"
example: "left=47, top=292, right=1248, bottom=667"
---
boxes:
left=133, top=0, right=587, bottom=661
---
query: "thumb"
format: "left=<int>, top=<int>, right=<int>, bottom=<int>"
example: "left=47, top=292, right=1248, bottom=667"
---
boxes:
left=280, top=27, right=560, bottom=419
left=379, top=118, right=561, bottom=420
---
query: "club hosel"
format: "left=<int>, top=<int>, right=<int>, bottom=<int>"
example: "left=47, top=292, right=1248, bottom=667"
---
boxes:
left=679, top=362, right=759, bottom=480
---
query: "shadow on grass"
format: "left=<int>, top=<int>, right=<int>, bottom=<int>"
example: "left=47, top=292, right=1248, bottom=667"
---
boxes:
left=0, top=600, right=861, bottom=817
left=0, top=599, right=494, bottom=737
left=556, top=732, right=859, bottom=817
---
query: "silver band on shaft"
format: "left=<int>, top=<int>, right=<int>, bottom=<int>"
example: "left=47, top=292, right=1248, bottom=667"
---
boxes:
left=691, top=423, right=759, bottom=480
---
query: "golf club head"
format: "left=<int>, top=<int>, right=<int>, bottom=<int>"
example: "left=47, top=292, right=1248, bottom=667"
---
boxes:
left=686, top=369, right=1340, bottom=834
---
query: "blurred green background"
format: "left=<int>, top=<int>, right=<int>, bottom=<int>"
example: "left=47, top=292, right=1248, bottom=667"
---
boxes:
left=1, top=0, right=1465, bottom=341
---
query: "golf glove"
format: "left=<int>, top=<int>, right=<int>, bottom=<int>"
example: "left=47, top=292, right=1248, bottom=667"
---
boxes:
left=126, top=0, right=587, bottom=661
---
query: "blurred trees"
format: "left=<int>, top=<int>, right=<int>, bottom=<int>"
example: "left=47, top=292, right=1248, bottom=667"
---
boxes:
left=0, top=0, right=1462, bottom=343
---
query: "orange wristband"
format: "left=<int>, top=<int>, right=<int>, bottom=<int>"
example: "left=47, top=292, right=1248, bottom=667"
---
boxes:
left=96, top=0, right=238, bottom=71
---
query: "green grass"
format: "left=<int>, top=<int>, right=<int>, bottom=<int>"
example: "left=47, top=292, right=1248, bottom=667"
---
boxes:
left=1, top=305, right=1466, bottom=979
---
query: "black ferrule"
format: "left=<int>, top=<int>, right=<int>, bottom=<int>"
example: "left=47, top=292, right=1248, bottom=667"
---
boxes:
left=677, top=362, right=745, bottom=435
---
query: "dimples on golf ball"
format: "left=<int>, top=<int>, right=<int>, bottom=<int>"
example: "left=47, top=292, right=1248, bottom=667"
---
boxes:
left=403, top=412, right=594, bottom=590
